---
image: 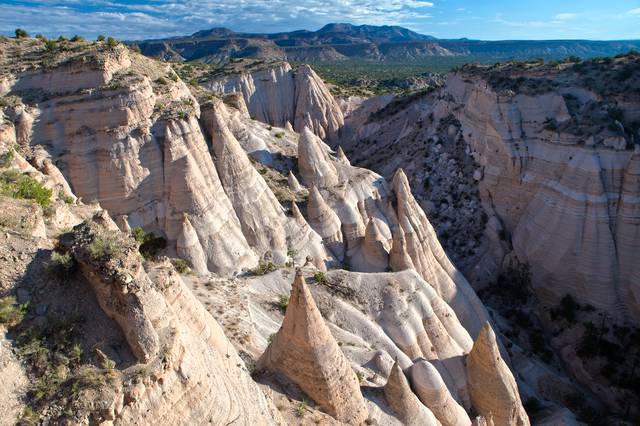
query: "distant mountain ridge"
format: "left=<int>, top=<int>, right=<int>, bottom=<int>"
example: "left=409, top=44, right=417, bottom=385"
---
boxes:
left=133, top=23, right=640, bottom=64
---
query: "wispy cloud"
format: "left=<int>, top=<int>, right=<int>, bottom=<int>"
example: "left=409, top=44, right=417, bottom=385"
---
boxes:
left=628, top=8, right=640, bottom=16
left=0, top=0, right=439, bottom=39
left=554, top=13, right=577, bottom=20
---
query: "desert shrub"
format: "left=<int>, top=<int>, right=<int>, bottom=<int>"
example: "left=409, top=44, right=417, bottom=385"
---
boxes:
left=274, top=132, right=285, bottom=139
left=171, top=258, right=191, bottom=274
left=155, top=77, right=167, bottom=85
left=35, top=34, right=45, bottom=40
left=70, top=35, right=84, bottom=42
left=0, top=171, right=52, bottom=208
left=295, top=400, right=308, bottom=418
left=313, top=271, right=327, bottom=284
left=20, top=405, right=38, bottom=425
left=44, top=40, right=57, bottom=52
left=277, top=294, right=289, bottom=312
left=15, top=28, right=29, bottom=38
left=252, top=261, right=277, bottom=276
left=356, top=371, right=364, bottom=383
left=96, top=35, right=105, bottom=42
left=106, top=37, right=118, bottom=47
left=0, top=296, right=27, bottom=326
left=57, top=35, right=67, bottom=42
left=132, top=227, right=166, bottom=260
left=59, top=192, right=74, bottom=204
left=0, top=149, right=13, bottom=167
left=87, top=235, right=118, bottom=260
left=50, top=251, right=75, bottom=276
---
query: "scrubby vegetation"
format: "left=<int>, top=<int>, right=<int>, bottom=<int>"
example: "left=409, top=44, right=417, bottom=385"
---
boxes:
left=251, top=260, right=278, bottom=276
left=171, top=258, right=191, bottom=274
left=313, top=271, right=327, bottom=285
left=132, top=227, right=167, bottom=260
left=0, top=296, right=27, bottom=326
left=87, top=234, right=119, bottom=260
left=300, top=58, right=485, bottom=96
left=49, top=251, right=75, bottom=277
left=0, top=170, right=52, bottom=208
left=277, top=294, right=289, bottom=312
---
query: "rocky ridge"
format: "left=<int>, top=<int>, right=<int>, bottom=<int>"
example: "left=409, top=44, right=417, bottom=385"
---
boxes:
left=0, top=35, right=543, bottom=425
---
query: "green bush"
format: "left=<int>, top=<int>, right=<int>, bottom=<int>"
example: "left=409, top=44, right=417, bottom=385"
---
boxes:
left=50, top=251, right=75, bottom=276
left=106, top=37, right=118, bottom=47
left=132, top=227, right=167, bottom=260
left=70, top=35, right=84, bottom=42
left=20, top=405, right=38, bottom=425
left=0, top=149, right=13, bottom=167
left=313, top=271, right=327, bottom=284
left=0, top=296, right=27, bottom=326
left=171, top=258, right=191, bottom=274
left=59, top=192, right=74, bottom=204
left=252, top=261, right=277, bottom=276
left=96, top=35, right=105, bottom=42
left=88, top=235, right=118, bottom=260
left=15, top=28, right=29, bottom=38
left=44, top=40, right=57, bottom=52
left=277, top=294, right=289, bottom=312
left=0, top=171, right=53, bottom=208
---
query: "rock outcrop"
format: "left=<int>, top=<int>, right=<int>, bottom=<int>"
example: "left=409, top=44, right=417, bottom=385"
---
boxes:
left=466, top=323, right=530, bottom=426
left=258, top=271, right=369, bottom=424
left=62, top=221, right=282, bottom=424
left=203, top=62, right=344, bottom=141
left=203, top=99, right=288, bottom=263
left=298, top=127, right=340, bottom=188
left=409, top=359, right=471, bottom=426
left=384, top=359, right=441, bottom=426
left=307, top=186, right=344, bottom=259
left=176, top=214, right=209, bottom=276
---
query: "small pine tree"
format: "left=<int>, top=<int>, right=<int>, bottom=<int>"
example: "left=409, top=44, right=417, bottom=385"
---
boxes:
left=15, top=28, right=28, bottom=38
left=106, top=37, right=118, bottom=47
left=70, top=35, right=84, bottom=42
left=97, top=35, right=105, bottom=42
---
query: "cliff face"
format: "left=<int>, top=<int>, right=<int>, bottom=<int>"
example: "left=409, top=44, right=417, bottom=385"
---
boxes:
left=339, top=56, right=640, bottom=325
left=443, top=69, right=639, bottom=321
left=0, top=37, right=534, bottom=425
left=336, top=56, right=640, bottom=421
left=202, top=62, right=344, bottom=141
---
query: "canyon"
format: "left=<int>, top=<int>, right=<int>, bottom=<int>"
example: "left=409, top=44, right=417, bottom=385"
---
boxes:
left=0, top=32, right=639, bottom=426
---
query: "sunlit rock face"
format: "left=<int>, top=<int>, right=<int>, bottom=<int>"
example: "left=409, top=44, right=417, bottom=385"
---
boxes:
left=202, top=62, right=344, bottom=141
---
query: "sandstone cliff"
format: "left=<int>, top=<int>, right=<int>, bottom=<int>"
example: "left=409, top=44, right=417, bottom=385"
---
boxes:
left=0, top=36, right=534, bottom=425
left=202, top=62, right=344, bottom=141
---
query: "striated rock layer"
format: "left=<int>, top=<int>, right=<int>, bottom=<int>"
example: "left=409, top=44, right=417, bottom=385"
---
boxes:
left=202, top=62, right=344, bottom=141
left=258, top=271, right=369, bottom=424
left=466, top=323, right=530, bottom=426
left=62, top=221, right=283, bottom=425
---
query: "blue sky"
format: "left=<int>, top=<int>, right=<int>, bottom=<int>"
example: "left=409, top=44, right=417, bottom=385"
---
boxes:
left=1, top=0, right=639, bottom=41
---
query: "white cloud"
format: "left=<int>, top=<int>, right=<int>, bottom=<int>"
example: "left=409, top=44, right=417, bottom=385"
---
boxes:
left=0, top=0, right=441, bottom=39
left=456, top=8, right=465, bottom=12
left=554, top=13, right=577, bottom=20
left=628, top=8, right=640, bottom=16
